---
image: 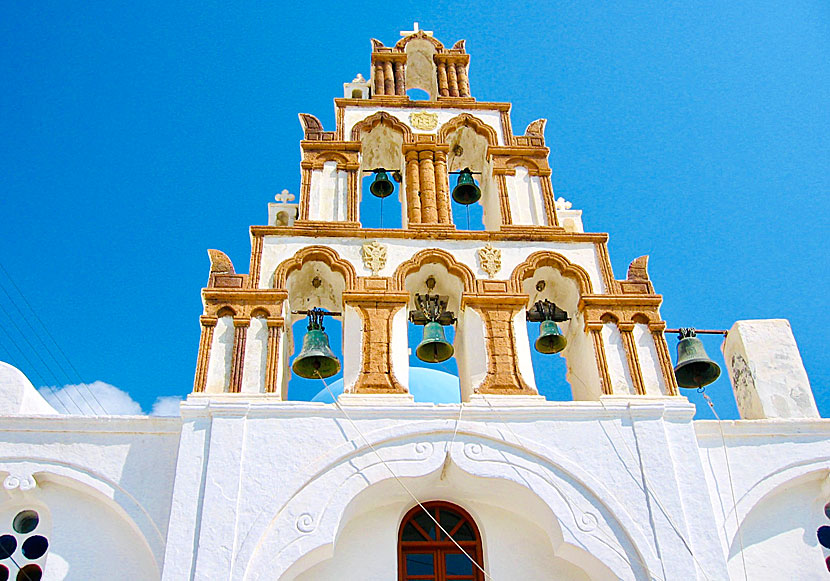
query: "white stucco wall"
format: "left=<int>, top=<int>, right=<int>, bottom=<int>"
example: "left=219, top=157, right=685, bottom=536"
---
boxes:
left=0, top=415, right=181, bottom=580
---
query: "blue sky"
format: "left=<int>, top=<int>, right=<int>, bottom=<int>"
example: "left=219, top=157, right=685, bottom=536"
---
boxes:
left=1, top=2, right=827, bottom=418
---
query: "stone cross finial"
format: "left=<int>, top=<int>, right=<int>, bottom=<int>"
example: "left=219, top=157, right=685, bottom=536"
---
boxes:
left=400, top=22, right=433, bottom=37
left=352, top=73, right=365, bottom=83
left=275, top=189, right=295, bottom=203
left=555, top=197, right=572, bottom=210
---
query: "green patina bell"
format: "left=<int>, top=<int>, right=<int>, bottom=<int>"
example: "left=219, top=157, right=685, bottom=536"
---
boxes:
left=415, top=321, right=454, bottom=363
left=674, top=333, right=721, bottom=388
left=535, top=320, right=567, bottom=354
left=369, top=169, right=395, bottom=198
left=292, top=327, right=341, bottom=379
left=451, top=168, right=481, bottom=205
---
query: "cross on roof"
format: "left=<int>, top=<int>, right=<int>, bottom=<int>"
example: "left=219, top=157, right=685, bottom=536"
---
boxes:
left=400, top=22, right=432, bottom=37
left=275, top=189, right=295, bottom=203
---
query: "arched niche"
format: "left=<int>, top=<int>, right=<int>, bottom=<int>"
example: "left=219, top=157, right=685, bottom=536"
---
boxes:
left=395, top=250, right=478, bottom=399
left=359, top=123, right=405, bottom=228
left=245, top=426, right=653, bottom=581
left=511, top=252, right=601, bottom=400
left=274, top=247, right=354, bottom=400
left=438, top=115, right=500, bottom=231
left=404, top=39, right=438, bottom=100
left=205, top=306, right=237, bottom=394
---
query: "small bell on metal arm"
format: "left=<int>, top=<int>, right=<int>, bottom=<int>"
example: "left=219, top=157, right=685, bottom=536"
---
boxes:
left=673, top=328, right=721, bottom=388
left=451, top=167, right=482, bottom=205
left=409, top=277, right=457, bottom=364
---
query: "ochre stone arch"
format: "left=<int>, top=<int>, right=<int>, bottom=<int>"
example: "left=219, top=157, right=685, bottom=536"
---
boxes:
left=395, top=31, right=445, bottom=51
left=631, top=313, right=651, bottom=325
left=503, top=156, right=541, bottom=172
left=216, top=306, right=237, bottom=318
left=351, top=112, right=414, bottom=143
left=437, top=113, right=498, bottom=147
left=600, top=313, right=619, bottom=325
left=393, top=248, right=476, bottom=293
left=310, top=151, right=352, bottom=169
left=510, top=251, right=594, bottom=296
left=250, top=307, right=271, bottom=318
left=272, top=246, right=357, bottom=291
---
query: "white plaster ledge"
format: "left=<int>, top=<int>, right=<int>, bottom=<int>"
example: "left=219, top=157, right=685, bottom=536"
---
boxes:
left=467, top=394, right=547, bottom=406
left=338, top=393, right=415, bottom=405
left=695, top=418, right=830, bottom=439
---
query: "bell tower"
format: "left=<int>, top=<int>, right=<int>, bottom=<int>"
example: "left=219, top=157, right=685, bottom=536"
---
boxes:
left=190, top=27, right=680, bottom=403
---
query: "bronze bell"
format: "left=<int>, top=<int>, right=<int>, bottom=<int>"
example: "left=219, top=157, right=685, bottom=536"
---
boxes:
left=451, top=168, right=482, bottom=205
left=674, top=329, right=721, bottom=388
left=291, top=309, right=341, bottom=379
left=415, top=321, right=454, bottom=363
left=369, top=169, right=394, bottom=198
left=535, top=320, right=567, bottom=354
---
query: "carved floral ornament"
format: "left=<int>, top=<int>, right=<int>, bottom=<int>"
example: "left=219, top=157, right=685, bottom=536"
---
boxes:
left=477, top=243, right=501, bottom=279
left=410, top=111, right=439, bottom=131
left=361, top=241, right=387, bottom=276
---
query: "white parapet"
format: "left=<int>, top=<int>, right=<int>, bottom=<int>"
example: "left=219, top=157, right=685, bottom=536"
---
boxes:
left=722, top=319, right=818, bottom=419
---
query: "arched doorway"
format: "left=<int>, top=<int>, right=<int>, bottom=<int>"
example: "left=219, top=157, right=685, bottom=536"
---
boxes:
left=398, top=501, right=484, bottom=580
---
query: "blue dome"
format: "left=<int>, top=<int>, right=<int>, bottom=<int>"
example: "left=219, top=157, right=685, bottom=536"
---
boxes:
left=311, top=367, right=460, bottom=403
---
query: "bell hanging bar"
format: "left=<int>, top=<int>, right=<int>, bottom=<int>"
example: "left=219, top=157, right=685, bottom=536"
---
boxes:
left=527, top=300, right=569, bottom=354
left=291, top=307, right=342, bottom=379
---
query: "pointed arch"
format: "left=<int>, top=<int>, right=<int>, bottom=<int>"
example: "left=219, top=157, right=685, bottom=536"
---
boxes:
left=272, top=246, right=357, bottom=291
left=393, top=248, right=476, bottom=293
left=351, top=112, right=414, bottom=143
left=510, top=251, right=594, bottom=296
left=437, top=114, right=498, bottom=147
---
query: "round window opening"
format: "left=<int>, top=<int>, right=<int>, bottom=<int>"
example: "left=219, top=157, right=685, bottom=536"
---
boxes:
left=16, top=565, right=41, bottom=581
left=0, top=536, right=16, bottom=560
left=12, top=512, right=38, bottom=535
left=21, top=536, right=47, bottom=560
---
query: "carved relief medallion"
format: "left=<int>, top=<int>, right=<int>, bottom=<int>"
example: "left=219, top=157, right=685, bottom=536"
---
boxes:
left=410, top=111, right=438, bottom=131
left=477, top=244, right=501, bottom=279
left=361, top=241, right=387, bottom=276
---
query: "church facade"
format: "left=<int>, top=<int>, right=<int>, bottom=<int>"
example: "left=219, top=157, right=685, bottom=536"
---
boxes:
left=0, top=28, right=828, bottom=581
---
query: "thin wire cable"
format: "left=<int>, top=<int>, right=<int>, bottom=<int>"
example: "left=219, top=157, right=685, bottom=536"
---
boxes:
left=0, top=263, right=108, bottom=414
left=480, top=395, right=667, bottom=581
left=0, top=310, right=85, bottom=414
left=596, top=398, right=713, bottom=581
left=8, top=554, right=34, bottom=581
left=0, top=295, right=101, bottom=414
left=316, top=370, right=493, bottom=580
left=701, top=389, right=748, bottom=581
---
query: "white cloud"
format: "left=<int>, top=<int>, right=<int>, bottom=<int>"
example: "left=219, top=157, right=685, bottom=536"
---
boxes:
left=39, top=382, right=182, bottom=417
left=151, top=396, right=182, bottom=417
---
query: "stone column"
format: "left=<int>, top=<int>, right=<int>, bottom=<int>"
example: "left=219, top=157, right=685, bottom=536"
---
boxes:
left=373, top=63, right=384, bottom=95
left=418, top=150, right=438, bottom=223
left=229, top=318, right=249, bottom=393
left=588, top=326, right=613, bottom=395
left=264, top=319, right=282, bottom=394
left=433, top=149, right=451, bottom=224
left=447, top=63, right=459, bottom=97
left=344, top=292, right=409, bottom=394
left=467, top=296, right=536, bottom=395
left=456, top=63, right=470, bottom=97
left=393, top=61, right=406, bottom=95
left=619, top=324, right=646, bottom=395
left=383, top=60, right=395, bottom=96
left=193, top=316, right=216, bottom=393
left=405, top=150, right=421, bottom=225
left=436, top=60, right=449, bottom=96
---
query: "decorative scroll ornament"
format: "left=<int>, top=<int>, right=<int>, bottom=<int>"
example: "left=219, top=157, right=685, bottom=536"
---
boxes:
left=410, top=112, right=438, bottom=131
left=477, top=244, right=501, bottom=279
left=4, top=472, right=36, bottom=491
left=361, top=241, right=387, bottom=276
